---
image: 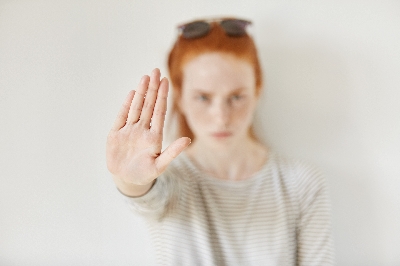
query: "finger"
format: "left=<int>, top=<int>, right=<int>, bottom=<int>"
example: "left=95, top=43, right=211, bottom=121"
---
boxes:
left=139, top=68, right=161, bottom=127
left=126, top=75, right=150, bottom=124
left=155, top=137, right=191, bottom=173
left=111, top=90, right=135, bottom=131
left=150, top=77, right=169, bottom=134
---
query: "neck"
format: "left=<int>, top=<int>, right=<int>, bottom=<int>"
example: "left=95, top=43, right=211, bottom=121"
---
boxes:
left=185, top=137, right=268, bottom=181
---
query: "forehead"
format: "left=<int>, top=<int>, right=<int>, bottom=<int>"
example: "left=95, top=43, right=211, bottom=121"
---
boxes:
left=182, top=52, right=255, bottom=92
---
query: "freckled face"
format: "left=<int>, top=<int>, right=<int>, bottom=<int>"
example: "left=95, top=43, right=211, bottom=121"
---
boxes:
left=179, top=52, right=259, bottom=147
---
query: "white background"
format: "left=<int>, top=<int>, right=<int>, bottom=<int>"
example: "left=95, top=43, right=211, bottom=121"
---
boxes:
left=1, top=0, right=399, bottom=265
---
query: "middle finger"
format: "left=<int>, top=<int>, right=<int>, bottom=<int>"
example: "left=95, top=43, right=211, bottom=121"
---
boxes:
left=138, top=68, right=161, bottom=127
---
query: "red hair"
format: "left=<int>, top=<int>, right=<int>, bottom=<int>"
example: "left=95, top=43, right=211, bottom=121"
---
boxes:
left=167, top=20, right=263, bottom=141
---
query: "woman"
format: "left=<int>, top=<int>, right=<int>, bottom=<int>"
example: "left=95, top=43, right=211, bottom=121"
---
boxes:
left=106, top=18, right=335, bottom=265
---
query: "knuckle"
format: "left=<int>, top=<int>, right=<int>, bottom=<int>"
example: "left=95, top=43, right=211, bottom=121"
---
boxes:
left=130, top=105, right=142, bottom=112
left=116, top=113, right=125, bottom=121
left=148, top=83, right=158, bottom=91
left=134, top=91, right=145, bottom=98
left=154, top=109, right=167, bottom=116
left=123, top=102, right=131, bottom=109
left=142, top=101, right=153, bottom=110
left=136, top=119, right=148, bottom=128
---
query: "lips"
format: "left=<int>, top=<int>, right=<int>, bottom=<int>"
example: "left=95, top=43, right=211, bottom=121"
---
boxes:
left=211, top=132, right=233, bottom=138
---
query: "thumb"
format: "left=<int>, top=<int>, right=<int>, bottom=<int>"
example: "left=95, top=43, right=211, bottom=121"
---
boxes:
left=155, top=137, right=191, bottom=174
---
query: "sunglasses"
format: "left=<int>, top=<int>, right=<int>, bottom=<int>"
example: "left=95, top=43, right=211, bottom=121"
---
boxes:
left=177, top=18, right=252, bottom=39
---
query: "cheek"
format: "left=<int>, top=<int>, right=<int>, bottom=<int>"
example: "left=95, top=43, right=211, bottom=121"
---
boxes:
left=187, top=107, right=206, bottom=120
left=234, top=102, right=257, bottom=123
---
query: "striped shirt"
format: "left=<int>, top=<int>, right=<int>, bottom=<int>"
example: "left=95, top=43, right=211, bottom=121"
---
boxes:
left=122, top=152, right=335, bottom=265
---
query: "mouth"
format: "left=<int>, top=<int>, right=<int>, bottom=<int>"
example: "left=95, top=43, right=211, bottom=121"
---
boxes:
left=211, top=131, right=233, bottom=139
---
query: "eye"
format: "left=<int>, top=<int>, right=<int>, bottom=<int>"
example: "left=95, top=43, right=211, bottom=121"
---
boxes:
left=197, top=94, right=209, bottom=101
left=231, top=94, right=243, bottom=101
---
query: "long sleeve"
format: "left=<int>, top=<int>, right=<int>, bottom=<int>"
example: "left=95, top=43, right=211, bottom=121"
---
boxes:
left=293, top=161, right=335, bottom=265
left=119, top=165, right=182, bottom=220
left=115, top=153, right=335, bottom=265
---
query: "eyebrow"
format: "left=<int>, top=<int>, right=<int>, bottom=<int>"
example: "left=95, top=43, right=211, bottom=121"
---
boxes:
left=191, top=89, right=211, bottom=94
left=230, top=88, right=246, bottom=94
left=190, top=88, right=246, bottom=94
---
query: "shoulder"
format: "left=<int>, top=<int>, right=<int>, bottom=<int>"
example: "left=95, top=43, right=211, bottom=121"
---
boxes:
left=268, top=153, right=332, bottom=222
left=271, top=152, right=326, bottom=187
left=269, top=152, right=329, bottom=207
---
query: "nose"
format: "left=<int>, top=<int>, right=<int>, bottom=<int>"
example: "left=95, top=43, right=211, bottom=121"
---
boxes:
left=211, top=99, right=231, bottom=127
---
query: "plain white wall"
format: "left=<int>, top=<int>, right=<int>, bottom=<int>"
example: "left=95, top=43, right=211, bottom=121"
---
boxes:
left=1, top=0, right=399, bottom=265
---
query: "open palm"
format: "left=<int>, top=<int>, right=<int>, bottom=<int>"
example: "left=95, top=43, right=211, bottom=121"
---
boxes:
left=106, top=69, right=190, bottom=186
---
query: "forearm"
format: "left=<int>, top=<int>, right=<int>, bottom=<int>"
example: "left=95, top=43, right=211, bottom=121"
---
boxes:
left=116, top=172, right=177, bottom=220
left=113, top=175, right=155, bottom=197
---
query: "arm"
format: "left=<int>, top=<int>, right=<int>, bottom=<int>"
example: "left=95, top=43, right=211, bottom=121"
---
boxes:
left=294, top=162, right=335, bottom=266
left=112, top=176, right=155, bottom=197
left=106, top=68, right=190, bottom=197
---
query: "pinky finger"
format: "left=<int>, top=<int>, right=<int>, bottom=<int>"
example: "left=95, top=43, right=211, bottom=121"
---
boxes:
left=111, top=90, right=135, bottom=131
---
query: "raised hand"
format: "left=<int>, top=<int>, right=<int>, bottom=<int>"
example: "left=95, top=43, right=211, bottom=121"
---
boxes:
left=106, top=69, right=191, bottom=193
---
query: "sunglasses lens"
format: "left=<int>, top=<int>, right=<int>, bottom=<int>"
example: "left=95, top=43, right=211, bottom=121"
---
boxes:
left=220, top=19, right=250, bottom=36
left=181, top=21, right=210, bottom=39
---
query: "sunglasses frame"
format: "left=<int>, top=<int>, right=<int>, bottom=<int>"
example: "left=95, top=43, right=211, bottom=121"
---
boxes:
left=177, top=18, right=253, bottom=39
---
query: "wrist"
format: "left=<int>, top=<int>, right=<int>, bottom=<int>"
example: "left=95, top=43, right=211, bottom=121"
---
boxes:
left=113, top=176, right=156, bottom=197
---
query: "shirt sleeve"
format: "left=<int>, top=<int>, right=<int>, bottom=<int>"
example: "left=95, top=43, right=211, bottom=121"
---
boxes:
left=293, top=161, right=335, bottom=266
left=118, top=165, right=182, bottom=220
